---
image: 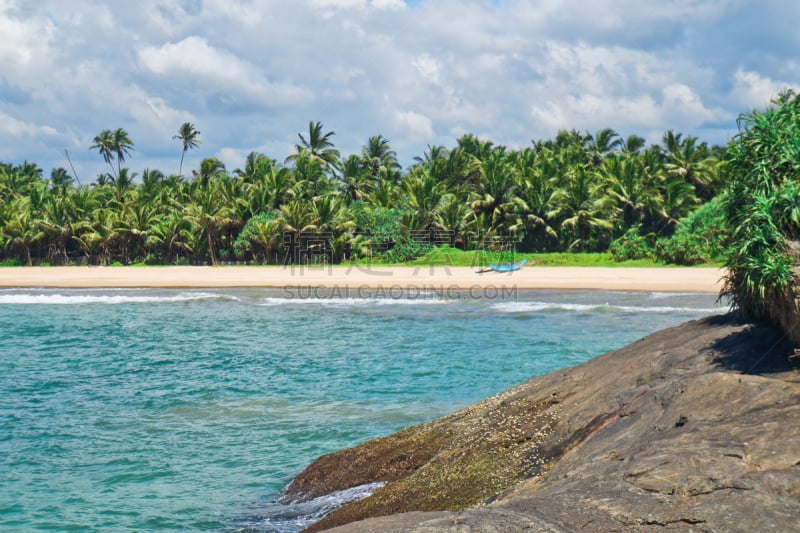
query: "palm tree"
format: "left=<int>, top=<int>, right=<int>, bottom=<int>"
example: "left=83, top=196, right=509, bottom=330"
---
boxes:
left=109, top=168, right=137, bottom=204
left=1, top=198, right=43, bottom=265
left=551, top=166, right=614, bottom=251
left=140, top=168, right=165, bottom=199
left=402, top=168, right=447, bottom=231
left=247, top=165, right=295, bottom=214
left=0, top=167, right=41, bottom=200
left=621, top=134, right=646, bottom=155
left=233, top=212, right=283, bottom=263
left=80, top=208, right=119, bottom=265
left=193, top=157, right=226, bottom=188
left=147, top=212, right=193, bottom=264
left=513, top=148, right=560, bottom=251
left=361, top=135, right=400, bottom=181
left=413, top=144, right=448, bottom=168
left=174, top=122, right=201, bottom=177
left=90, top=128, right=134, bottom=178
left=470, top=151, right=522, bottom=237
left=340, top=154, right=370, bottom=202
left=285, top=121, right=341, bottom=177
left=234, top=152, right=273, bottom=184
left=112, top=128, right=135, bottom=176
left=90, top=129, right=117, bottom=177
left=587, top=128, right=622, bottom=167
left=662, top=131, right=717, bottom=201
left=184, top=182, right=230, bottom=265
left=48, top=168, right=74, bottom=195
left=39, top=192, right=76, bottom=264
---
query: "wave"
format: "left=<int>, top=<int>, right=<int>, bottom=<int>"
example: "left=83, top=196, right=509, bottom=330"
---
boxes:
left=231, top=482, right=386, bottom=533
left=259, top=296, right=452, bottom=307
left=0, top=291, right=237, bottom=305
left=489, top=301, right=723, bottom=314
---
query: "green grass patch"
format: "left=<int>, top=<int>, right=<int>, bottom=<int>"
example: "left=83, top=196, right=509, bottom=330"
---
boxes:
left=405, top=247, right=682, bottom=268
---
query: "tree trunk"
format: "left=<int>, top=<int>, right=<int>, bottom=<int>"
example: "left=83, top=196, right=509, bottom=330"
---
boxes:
left=179, top=149, right=186, bottom=177
left=206, top=226, right=218, bottom=266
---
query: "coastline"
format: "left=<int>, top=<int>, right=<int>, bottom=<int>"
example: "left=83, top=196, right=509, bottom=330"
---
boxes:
left=289, top=315, right=799, bottom=533
left=0, top=265, right=724, bottom=292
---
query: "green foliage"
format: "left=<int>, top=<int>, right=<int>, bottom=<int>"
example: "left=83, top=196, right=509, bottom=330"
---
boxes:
left=609, top=229, right=654, bottom=262
left=233, top=212, right=282, bottom=262
left=655, top=195, right=728, bottom=265
left=723, top=90, right=800, bottom=319
left=0, top=258, right=22, bottom=266
left=409, top=247, right=662, bottom=267
left=383, top=236, right=432, bottom=263
left=0, top=121, right=733, bottom=267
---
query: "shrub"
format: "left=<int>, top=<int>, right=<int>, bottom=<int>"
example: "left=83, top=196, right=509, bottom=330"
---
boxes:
left=609, top=229, right=654, bottom=261
left=655, top=195, right=728, bottom=265
left=723, top=90, right=800, bottom=320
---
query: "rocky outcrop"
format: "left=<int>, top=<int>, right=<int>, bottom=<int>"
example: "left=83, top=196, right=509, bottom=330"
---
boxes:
left=772, top=239, right=800, bottom=346
left=284, top=315, right=800, bottom=532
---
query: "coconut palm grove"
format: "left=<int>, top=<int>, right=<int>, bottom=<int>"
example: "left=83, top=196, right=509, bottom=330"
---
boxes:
left=2, top=114, right=737, bottom=270
left=2, top=91, right=798, bottom=289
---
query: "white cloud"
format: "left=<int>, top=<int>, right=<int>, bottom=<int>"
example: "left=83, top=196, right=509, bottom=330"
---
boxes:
left=661, top=83, right=718, bottom=124
left=0, top=111, right=57, bottom=138
left=137, top=36, right=313, bottom=106
left=372, top=0, right=405, bottom=9
left=310, top=0, right=405, bottom=9
left=395, top=111, right=435, bottom=140
left=0, top=2, right=54, bottom=75
left=0, top=0, right=798, bottom=176
left=731, top=69, right=798, bottom=109
left=218, top=147, right=246, bottom=171
left=138, top=36, right=241, bottom=78
left=412, top=53, right=441, bottom=84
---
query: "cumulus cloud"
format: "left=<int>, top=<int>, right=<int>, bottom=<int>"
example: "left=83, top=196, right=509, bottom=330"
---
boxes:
left=731, top=69, right=799, bottom=109
left=0, top=0, right=797, bottom=176
left=0, top=111, right=57, bottom=138
left=395, top=111, right=435, bottom=140
left=138, top=36, right=313, bottom=107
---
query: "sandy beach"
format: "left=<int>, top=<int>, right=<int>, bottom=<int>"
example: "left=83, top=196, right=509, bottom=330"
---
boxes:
left=0, top=265, right=725, bottom=293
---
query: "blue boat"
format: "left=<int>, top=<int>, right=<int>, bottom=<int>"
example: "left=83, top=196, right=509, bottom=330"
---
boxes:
left=481, top=259, right=527, bottom=273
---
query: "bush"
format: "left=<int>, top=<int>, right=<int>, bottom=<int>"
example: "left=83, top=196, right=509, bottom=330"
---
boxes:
left=655, top=195, right=728, bottom=265
left=0, top=258, right=22, bottom=267
left=723, top=91, right=800, bottom=322
left=609, top=229, right=654, bottom=261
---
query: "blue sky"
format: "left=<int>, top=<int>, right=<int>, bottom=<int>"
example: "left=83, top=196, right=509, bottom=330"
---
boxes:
left=1, top=0, right=798, bottom=180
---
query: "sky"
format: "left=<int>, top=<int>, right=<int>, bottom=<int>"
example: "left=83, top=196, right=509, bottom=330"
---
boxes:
left=1, top=0, right=799, bottom=181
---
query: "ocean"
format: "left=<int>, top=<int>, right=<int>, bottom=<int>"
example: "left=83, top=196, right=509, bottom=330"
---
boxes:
left=0, top=288, right=724, bottom=532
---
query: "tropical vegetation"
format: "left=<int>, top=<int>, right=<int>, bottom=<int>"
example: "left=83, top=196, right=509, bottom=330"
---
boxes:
left=1, top=120, right=731, bottom=268
left=722, top=90, right=800, bottom=340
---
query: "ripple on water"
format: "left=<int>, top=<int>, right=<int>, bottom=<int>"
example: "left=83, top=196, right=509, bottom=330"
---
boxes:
left=0, top=288, right=723, bottom=531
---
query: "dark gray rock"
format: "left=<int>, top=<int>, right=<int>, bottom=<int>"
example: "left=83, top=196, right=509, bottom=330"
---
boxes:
left=289, top=315, right=800, bottom=532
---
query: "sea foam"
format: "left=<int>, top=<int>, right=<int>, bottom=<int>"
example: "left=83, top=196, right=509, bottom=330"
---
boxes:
left=0, top=291, right=236, bottom=305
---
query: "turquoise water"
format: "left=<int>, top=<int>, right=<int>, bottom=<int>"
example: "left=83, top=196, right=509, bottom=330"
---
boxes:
left=0, top=288, right=723, bottom=532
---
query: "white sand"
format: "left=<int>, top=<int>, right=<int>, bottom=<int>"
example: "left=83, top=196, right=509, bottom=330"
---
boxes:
left=0, top=265, right=725, bottom=293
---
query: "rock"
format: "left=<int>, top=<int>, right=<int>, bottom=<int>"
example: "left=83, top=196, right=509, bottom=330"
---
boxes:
left=285, top=315, right=800, bottom=532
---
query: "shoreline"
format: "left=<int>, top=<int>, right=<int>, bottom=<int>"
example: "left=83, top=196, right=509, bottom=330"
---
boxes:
left=0, top=265, right=725, bottom=293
